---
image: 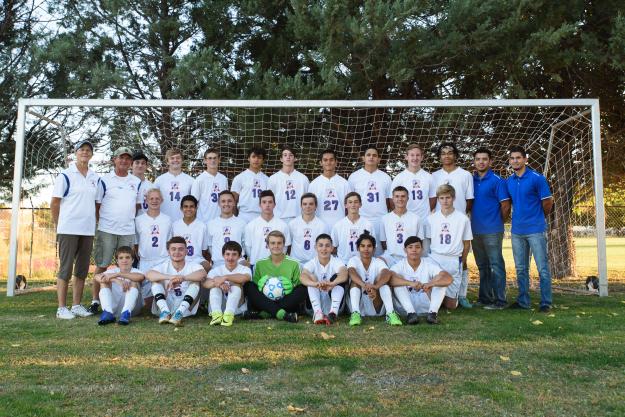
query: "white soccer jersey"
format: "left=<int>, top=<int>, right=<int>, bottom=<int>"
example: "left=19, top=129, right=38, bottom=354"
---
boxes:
left=268, top=169, right=310, bottom=221
left=288, top=216, right=330, bottom=263
left=137, top=178, right=154, bottom=216
left=303, top=256, right=345, bottom=281
left=206, top=215, right=247, bottom=266
left=308, top=174, right=352, bottom=228
left=391, top=169, right=436, bottom=219
left=348, top=168, right=392, bottom=220
left=426, top=210, right=473, bottom=257
left=391, top=257, right=443, bottom=285
left=154, top=171, right=194, bottom=221
left=172, top=218, right=209, bottom=264
left=331, top=216, right=375, bottom=263
left=231, top=169, right=269, bottom=219
left=432, top=167, right=474, bottom=214
left=380, top=211, right=424, bottom=258
left=52, top=163, right=99, bottom=236
left=135, top=212, right=172, bottom=265
left=191, top=171, right=228, bottom=223
left=150, top=259, right=204, bottom=316
left=243, top=216, right=291, bottom=265
left=208, top=263, right=252, bottom=283
left=97, top=172, right=142, bottom=235
left=347, top=256, right=388, bottom=284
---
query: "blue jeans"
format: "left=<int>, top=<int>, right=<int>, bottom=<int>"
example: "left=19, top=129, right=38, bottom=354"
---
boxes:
left=472, top=233, right=506, bottom=305
left=511, top=232, right=552, bottom=308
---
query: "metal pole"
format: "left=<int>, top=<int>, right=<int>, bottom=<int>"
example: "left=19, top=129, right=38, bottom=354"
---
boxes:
left=591, top=101, right=608, bottom=296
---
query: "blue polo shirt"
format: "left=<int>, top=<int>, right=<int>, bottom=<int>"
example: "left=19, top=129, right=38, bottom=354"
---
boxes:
left=471, top=170, right=510, bottom=234
left=507, top=167, right=552, bottom=234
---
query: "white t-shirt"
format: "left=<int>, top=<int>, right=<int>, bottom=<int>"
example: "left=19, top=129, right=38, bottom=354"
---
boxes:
left=380, top=211, right=424, bottom=258
left=52, top=163, right=99, bottom=236
left=348, top=168, right=392, bottom=220
left=391, top=168, right=436, bottom=219
left=331, top=216, right=376, bottom=263
left=425, top=210, right=473, bottom=257
left=135, top=212, right=172, bottom=262
left=97, top=172, right=142, bottom=235
left=347, top=256, right=388, bottom=284
left=206, top=215, right=247, bottom=266
left=303, top=256, right=345, bottom=281
left=154, top=171, right=194, bottom=221
left=231, top=169, right=269, bottom=216
left=268, top=169, right=310, bottom=220
left=288, top=216, right=330, bottom=263
left=191, top=171, right=228, bottom=223
left=208, top=263, right=252, bottom=284
left=391, top=257, right=443, bottom=285
left=172, top=218, right=210, bottom=264
left=308, top=174, right=352, bottom=229
left=431, top=167, right=474, bottom=214
left=243, top=215, right=291, bottom=265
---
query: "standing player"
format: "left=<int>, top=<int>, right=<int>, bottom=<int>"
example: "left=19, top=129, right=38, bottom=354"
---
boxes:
left=172, top=195, right=211, bottom=272
left=191, top=148, right=228, bottom=223
left=307, top=149, right=352, bottom=229
left=300, top=234, right=348, bottom=324
left=425, top=185, right=473, bottom=310
left=331, top=192, right=375, bottom=264
left=380, top=186, right=425, bottom=267
left=390, top=237, right=452, bottom=325
left=391, top=144, right=436, bottom=220
left=146, top=236, right=207, bottom=326
left=347, top=232, right=402, bottom=326
left=268, top=145, right=310, bottom=223
left=204, top=241, right=251, bottom=326
left=231, top=147, right=269, bottom=222
left=243, top=190, right=290, bottom=267
left=95, top=246, right=145, bottom=326
left=288, top=193, right=330, bottom=264
left=154, top=148, right=194, bottom=221
left=207, top=191, right=246, bottom=268
left=132, top=150, right=153, bottom=216
left=347, top=146, right=392, bottom=252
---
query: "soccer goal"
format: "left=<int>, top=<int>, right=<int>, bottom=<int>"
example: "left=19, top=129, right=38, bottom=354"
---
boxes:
left=5, top=99, right=607, bottom=296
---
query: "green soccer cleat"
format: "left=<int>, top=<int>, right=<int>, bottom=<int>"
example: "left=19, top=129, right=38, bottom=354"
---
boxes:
left=349, top=311, right=362, bottom=326
left=220, top=313, right=234, bottom=327
left=210, top=311, right=223, bottom=326
left=386, top=311, right=403, bottom=326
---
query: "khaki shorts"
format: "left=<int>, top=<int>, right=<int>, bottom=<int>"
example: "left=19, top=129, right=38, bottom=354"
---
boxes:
left=57, top=234, right=94, bottom=280
left=94, top=230, right=135, bottom=268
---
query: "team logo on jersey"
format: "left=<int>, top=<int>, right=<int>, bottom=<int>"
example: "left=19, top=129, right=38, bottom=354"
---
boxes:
left=441, top=223, right=450, bottom=233
left=212, top=183, right=221, bottom=193
left=286, top=180, right=294, bottom=190
left=412, top=179, right=421, bottom=189
left=150, top=225, right=160, bottom=235
left=90, top=180, right=97, bottom=188
left=184, top=234, right=192, bottom=245
left=263, top=227, right=271, bottom=236
left=367, top=181, right=377, bottom=191
left=253, top=179, right=261, bottom=189
left=325, top=188, right=336, bottom=198
left=303, top=228, right=312, bottom=239
left=223, top=226, right=231, bottom=236
left=395, top=222, right=404, bottom=233
left=129, top=184, right=136, bottom=191
left=171, top=181, right=180, bottom=191
left=349, top=229, right=359, bottom=241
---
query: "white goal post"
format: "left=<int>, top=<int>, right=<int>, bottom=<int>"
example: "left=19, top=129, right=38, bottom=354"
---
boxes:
left=6, top=98, right=608, bottom=296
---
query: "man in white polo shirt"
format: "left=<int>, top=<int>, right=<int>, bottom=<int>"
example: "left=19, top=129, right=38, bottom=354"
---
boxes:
left=154, top=148, right=194, bottom=221
left=191, top=148, right=228, bottom=223
left=308, top=149, right=352, bottom=229
left=268, top=145, right=310, bottom=223
left=391, top=143, right=436, bottom=220
left=231, top=147, right=269, bottom=222
left=89, top=146, right=142, bottom=314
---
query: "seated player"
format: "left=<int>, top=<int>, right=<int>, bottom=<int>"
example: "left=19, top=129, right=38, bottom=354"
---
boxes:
left=203, top=241, right=251, bottom=326
left=146, top=236, right=207, bottom=326
left=300, top=234, right=348, bottom=324
left=425, top=184, right=473, bottom=310
left=172, top=195, right=212, bottom=272
left=390, top=236, right=452, bottom=325
left=94, top=246, right=145, bottom=326
left=243, top=231, right=307, bottom=323
left=347, top=232, right=402, bottom=326
left=331, top=192, right=375, bottom=264
left=288, top=193, right=330, bottom=264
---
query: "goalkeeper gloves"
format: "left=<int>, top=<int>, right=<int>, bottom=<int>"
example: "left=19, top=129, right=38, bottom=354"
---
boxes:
left=257, top=275, right=270, bottom=292
left=279, top=276, right=293, bottom=295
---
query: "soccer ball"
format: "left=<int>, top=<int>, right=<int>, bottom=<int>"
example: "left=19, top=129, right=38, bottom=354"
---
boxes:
left=262, top=277, right=284, bottom=300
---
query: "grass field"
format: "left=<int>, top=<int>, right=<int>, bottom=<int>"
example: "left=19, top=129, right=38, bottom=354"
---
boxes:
left=1, top=288, right=625, bottom=416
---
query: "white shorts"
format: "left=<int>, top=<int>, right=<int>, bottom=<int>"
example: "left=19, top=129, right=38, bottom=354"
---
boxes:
left=349, top=286, right=386, bottom=317
left=214, top=290, right=248, bottom=315
left=109, top=282, right=143, bottom=317
left=394, top=287, right=431, bottom=315
left=139, top=258, right=167, bottom=299
left=429, top=253, right=462, bottom=299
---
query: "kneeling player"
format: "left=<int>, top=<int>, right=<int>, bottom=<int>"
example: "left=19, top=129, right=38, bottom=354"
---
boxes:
left=203, top=241, right=251, bottom=326
left=146, top=236, right=207, bottom=326
left=300, top=234, right=348, bottom=324
left=347, top=232, right=402, bottom=326
left=95, top=246, right=145, bottom=325
left=390, top=236, right=452, bottom=325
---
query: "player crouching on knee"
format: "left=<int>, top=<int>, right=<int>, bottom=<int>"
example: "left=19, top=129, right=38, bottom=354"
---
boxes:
left=203, top=241, right=251, bottom=326
left=146, top=236, right=207, bottom=327
left=347, top=232, right=402, bottom=326
left=389, top=236, right=452, bottom=325
left=94, top=246, right=145, bottom=326
left=300, top=234, right=348, bottom=324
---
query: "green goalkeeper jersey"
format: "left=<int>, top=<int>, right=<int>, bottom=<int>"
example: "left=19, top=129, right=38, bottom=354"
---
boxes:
left=253, top=256, right=301, bottom=288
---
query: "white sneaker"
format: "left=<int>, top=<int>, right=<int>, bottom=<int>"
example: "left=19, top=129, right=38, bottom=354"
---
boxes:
left=70, top=304, right=93, bottom=317
left=57, top=307, right=75, bottom=320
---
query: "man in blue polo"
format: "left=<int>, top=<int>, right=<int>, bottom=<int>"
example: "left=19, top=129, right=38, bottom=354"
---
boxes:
left=507, top=145, right=554, bottom=312
left=472, top=148, right=510, bottom=310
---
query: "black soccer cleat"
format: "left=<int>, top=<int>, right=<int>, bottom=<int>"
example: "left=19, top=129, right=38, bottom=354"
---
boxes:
left=284, top=312, right=298, bottom=323
left=327, top=312, right=338, bottom=324
left=406, top=312, right=420, bottom=325
left=242, top=310, right=262, bottom=320
left=426, top=312, right=438, bottom=325
left=88, top=302, right=101, bottom=314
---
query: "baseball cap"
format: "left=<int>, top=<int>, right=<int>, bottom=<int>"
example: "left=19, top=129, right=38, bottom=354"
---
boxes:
left=74, top=139, right=94, bottom=152
left=132, top=150, right=149, bottom=162
left=113, top=147, right=133, bottom=158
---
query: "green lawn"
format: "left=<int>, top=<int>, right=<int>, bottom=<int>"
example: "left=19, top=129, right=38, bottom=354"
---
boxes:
left=1, top=289, right=625, bottom=416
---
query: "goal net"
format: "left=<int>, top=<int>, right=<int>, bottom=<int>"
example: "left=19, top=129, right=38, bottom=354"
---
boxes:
left=4, top=99, right=607, bottom=296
